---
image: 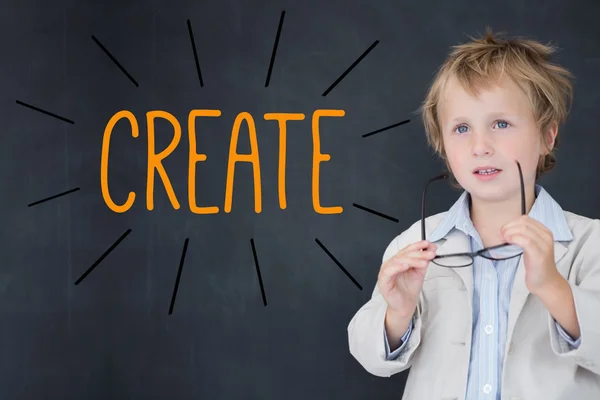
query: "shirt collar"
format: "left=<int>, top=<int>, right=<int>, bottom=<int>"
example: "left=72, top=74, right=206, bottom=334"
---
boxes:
left=427, top=184, right=573, bottom=243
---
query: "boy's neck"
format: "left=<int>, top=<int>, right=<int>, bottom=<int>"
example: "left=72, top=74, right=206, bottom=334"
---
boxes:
left=468, top=184, right=537, bottom=246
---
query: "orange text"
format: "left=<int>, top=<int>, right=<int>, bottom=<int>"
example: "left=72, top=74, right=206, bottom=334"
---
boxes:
left=100, top=109, right=345, bottom=214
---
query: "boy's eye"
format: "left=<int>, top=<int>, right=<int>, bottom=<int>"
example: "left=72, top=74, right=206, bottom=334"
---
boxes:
left=453, top=120, right=510, bottom=134
left=495, top=120, right=510, bottom=129
left=455, top=125, right=469, bottom=134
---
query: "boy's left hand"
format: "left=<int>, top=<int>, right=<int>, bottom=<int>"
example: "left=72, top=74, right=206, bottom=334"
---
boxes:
left=500, top=215, right=562, bottom=294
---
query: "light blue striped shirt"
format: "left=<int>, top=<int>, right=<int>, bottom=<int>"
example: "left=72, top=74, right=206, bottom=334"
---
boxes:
left=384, top=184, right=580, bottom=399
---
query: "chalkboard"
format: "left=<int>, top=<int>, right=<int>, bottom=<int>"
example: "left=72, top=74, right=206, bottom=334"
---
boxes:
left=2, top=0, right=600, bottom=398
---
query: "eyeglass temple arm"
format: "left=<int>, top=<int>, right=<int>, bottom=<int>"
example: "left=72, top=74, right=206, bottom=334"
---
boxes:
left=516, top=160, right=525, bottom=215
left=421, top=173, right=449, bottom=241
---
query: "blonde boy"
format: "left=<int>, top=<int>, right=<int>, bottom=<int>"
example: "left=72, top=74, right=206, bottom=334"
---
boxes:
left=348, top=29, right=600, bottom=399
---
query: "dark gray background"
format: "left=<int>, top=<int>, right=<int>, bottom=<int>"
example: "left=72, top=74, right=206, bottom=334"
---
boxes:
left=2, top=0, right=599, bottom=399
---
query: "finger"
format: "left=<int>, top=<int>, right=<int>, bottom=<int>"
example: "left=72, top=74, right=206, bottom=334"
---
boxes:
left=502, top=224, right=546, bottom=246
left=381, top=256, right=430, bottom=280
left=519, top=215, right=551, bottom=231
left=394, top=256, right=432, bottom=270
left=422, top=242, right=438, bottom=252
left=404, top=240, right=434, bottom=252
left=502, top=233, right=537, bottom=253
left=405, top=249, right=437, bottom=261
left=500, top=225, right=519, bottom=242
left=401, top=241, right=437, bottom=255
left=390, top=250, right=434, bottom=268
left=501, top=215, right=530, bottom=231
left=523, top=219, right=554, bottom=241
left=502, top=217, right=551, bottom=241
left=504, top=231, right=547, bottom=256
left=380, top=262, right=411, bottom=281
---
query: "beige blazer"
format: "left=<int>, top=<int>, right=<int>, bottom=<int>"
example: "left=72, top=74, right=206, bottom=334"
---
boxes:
left=348, top=210, right=600, bottom=400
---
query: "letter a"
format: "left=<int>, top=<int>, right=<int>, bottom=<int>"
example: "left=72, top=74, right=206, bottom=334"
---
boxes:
left=224, top=112, right=262, bottom=213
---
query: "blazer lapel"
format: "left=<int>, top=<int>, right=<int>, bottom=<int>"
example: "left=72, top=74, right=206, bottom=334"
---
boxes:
left=433, top=229, right=474, bottom=311
left=505, top=241, right=570, bottom=347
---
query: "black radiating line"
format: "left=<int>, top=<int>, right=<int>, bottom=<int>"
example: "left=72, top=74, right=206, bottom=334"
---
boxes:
left=169, top=238, right=190, bottom=315
left=315, top=238, right=362, bottom=290
left=362, top=119, right=411, bottom=138
left=16, top=100, right=74, bottom=124
left=74, top=229, right=132, bottom=285
left=352, top=203, right=399, bottom=223
left=91, top=35, right=139, bottom=87
left=250, top=238, right=267, bottom=306
left=187, top=19, right=204, bottom=87
left=322, top=40, right=379, bottom=97
left=27, top=187, right=80, bottom=207
left=265, top=10, right=286, bottom=87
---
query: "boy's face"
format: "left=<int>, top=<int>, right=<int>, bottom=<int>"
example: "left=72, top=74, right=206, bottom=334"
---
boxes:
left=438, top=74, right=556, bottom=202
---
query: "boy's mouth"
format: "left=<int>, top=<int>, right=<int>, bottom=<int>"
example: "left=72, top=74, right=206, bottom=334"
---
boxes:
left=473, top=166, right=502, bottom=175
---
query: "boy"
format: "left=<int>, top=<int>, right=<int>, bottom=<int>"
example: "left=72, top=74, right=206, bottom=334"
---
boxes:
left=347, top=28, right=600, bottom=400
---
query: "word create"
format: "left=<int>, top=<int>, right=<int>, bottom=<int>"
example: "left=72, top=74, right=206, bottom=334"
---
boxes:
left=100, top=109, right=345, bottom=214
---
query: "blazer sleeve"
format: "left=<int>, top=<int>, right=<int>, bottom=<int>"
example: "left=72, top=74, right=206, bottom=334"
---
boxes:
left=549, top=219, right=600, bottom=375
left=347, top=232, right=424, bottom=377
left=385, top=319, right=414, bottom=359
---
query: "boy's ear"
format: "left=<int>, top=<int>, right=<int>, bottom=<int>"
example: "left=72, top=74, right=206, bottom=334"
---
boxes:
left=542, top=121, right=559, bottom=155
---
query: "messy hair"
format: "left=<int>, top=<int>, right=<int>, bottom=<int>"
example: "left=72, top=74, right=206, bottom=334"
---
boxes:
left=417, top=27, right=574, bottom=188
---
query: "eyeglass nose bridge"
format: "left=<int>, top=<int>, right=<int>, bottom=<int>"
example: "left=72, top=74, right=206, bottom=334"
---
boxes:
left=431, top=244, right=524, bottom=268
left=431, top=253, right=474, bottom=268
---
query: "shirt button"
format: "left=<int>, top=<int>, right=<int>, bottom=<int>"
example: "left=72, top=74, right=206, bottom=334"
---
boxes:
left=484, top=324, right=494, bottom=334
left=483, top=384, right=492, bottom=394
left=508, top=343, right=514, bottom=354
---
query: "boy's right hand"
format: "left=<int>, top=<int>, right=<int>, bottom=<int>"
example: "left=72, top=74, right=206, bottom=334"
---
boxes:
left=377, top=240, right=437, bottom=317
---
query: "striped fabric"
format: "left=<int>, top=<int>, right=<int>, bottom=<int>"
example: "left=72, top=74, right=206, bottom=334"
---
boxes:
left=384, top=184, right=580, bottom=399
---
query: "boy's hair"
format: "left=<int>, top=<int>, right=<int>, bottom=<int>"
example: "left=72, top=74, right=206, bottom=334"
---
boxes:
left=418, top=27, right=574, bottom=188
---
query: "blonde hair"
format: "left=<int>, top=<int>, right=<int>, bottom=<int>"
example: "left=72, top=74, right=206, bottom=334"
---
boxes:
left=417, top=27, right=574, bottom=188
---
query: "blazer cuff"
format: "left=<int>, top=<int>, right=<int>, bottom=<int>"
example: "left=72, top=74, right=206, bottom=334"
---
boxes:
left=554, top=320, right=581, bottom=349
left=549, top=280, right=600, bottom=374
left=384, top=319, right=413, bottom=360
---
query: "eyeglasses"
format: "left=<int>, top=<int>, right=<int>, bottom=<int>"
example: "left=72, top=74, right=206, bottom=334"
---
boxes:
left=421, top=160, right=525, bottom=268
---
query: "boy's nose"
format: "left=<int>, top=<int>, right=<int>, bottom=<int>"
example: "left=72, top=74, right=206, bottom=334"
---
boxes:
left=470, top=131, right=494, bottom=156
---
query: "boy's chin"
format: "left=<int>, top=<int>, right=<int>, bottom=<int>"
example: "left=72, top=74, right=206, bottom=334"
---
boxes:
left=470, top=191, right=509, bottom=203
left=462, top=178, right=512, bottom=200
left=469, top=186, right=517, bottom=204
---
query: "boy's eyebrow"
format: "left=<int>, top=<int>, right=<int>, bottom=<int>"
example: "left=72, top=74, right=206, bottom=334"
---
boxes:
left=487, top=112, right=522, bottom=120
left=449, top=116, right=470, bottom=124
left=448, top=112, right=522, bottom=124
